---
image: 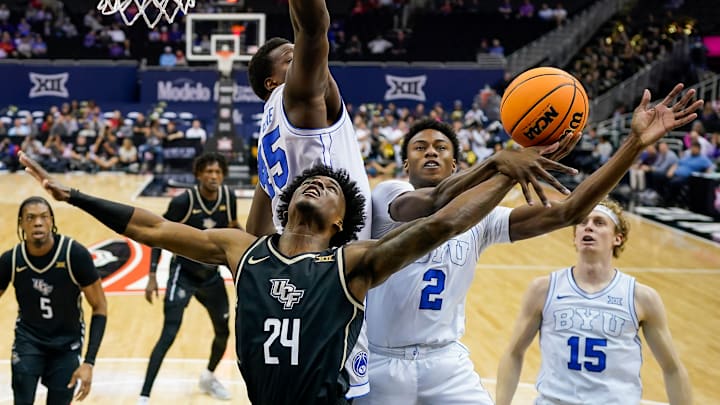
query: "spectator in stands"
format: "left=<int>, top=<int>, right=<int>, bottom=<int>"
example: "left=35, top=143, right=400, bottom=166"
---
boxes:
left=553, top=2, right=567, bottom=24
left=538, top=3, right=554, bottom=21
left=132, top=113, right=150, bottom=146
left=90, top=128, right=119, bottom=171
left=645, top=140, right=679, bottom=191
left=345, top=34, right=364, bottom=58
left=683, top=121, right=706, bottom=149
left=368, top=34, right=393, bottom=56
left=184, top=119, right=207, bottom=144
left=43, top=133, right=69, bottom=172
left=593, top=135, right=614, bottom=164
left=629, top=144, right=657, bottom=192
left=517, top=0, right=535, bottom=18
left=175, top=50, right=187, bottom=66
left=159, top=46, right=177, bottom=67
left=498, top=0, right=513, bottom=19
left=699, top=104, right=720, bottom=133
left=661, top=140, right=714, bottom=205
left=69, top=134, right=94, bottom=172
left=0, top=137, right=19, bottom=171
left=164, top=121, right=184, bottom=142
left=488, top=38, right=505, bottom=56
left=8, top=118, right=30, bottom=137
left=118, top=137, right=139, bottom=172
left=138, top=119, right=165, bottom=173
left=21, top=134, right=48, bottom=164
left=0, top=5, right=9, bottom=22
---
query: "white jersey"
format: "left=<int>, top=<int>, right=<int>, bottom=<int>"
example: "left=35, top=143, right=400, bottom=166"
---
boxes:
left=257, top=84, right=372, bottom=240
left=367, top=180, right=512, bottom=347
left=536, top=268, right=642, bottom=405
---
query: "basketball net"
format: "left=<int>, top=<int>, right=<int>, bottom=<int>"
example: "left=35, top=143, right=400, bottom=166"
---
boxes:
left=216, top=50, right=236, bottom=77
left=97, top=0, right=196, bottom=29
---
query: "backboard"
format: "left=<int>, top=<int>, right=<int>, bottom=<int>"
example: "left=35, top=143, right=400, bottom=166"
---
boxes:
left=185, top=13, right=266, bottom=62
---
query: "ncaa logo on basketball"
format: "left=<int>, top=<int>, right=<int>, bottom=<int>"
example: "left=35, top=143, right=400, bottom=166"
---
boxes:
left=29, top=72, right=69, bottom=98
left=523, top=105, right=558, bottom=140
left=384, top=75, right=427, bottom=102
left=352, top=351, right=368, bottom=377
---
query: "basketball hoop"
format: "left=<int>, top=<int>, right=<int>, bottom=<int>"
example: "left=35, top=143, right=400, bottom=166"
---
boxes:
left=216, top=50, right=236, bottom=78
left=97, top=0, right=196, bottom=29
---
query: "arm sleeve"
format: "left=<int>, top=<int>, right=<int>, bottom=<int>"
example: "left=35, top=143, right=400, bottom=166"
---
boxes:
left=0, top=250, right=12, bottom=290
left=163, top=191, right=190, bottom=222
left=69, top=241, right=100, bottom=287
left=228, top=186, right=238, bottom=223
left=370, top=180, right=415, bottom=239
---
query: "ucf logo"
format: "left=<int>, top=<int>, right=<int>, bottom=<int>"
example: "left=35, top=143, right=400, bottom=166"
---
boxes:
left=384, top=75, right=427, bottom=102
left=32, top=278, right=54, bottom=296
left=269, top=279, right=305, bottom=310
left=29, top=73, right=70, bottom=98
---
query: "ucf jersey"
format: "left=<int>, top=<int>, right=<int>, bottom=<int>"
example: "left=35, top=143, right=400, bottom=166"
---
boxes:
left=257, top=84, right=372, bottom=240
left=165, top=185, right=236, bottom=278
left=234, top=235, right=364, bottom=405
left=536, top=267, right=642, bottom=405
left=0, top=235, right=99, bottom=349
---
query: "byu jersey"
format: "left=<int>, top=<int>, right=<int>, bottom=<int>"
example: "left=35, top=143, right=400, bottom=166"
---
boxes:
left=536, top=268, right=641, bottom=405
left=257, top=84, right=372, bottom=240
left=367, top=180, right=511, bottom=347
left=234, top=235, right=364, bottom=404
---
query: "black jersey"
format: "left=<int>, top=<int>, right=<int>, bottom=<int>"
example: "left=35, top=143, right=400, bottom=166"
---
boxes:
left=0, top=235, right=99, bottom=349
left=164, top=185, right=237, bottom=280
left=234, top=235, right=364, bottom=405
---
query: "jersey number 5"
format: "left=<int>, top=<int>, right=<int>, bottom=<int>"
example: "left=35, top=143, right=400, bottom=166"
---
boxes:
left=257, top=127, right=289, bottom=199
left=264, top=318, right=300, bottom=366
left=567, top=336, right=607, bottom=372
left=40, top=297, right=53, bottom=319
left=419, top=269, right=446, bottom=310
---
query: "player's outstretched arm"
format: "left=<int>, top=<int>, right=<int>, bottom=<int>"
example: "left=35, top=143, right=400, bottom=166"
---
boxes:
left=346, top=173, right=516, bottom=297
left=284, top=0, right=339, bottom=128
left=637, top=284, right=693, bottom=405
left=508, top=83, right=703, bottom=242
left=388, top=142, right=577, bottom=223
left=19, top=152, right=254, bottom=270
left=495, top=277, right=548, bottom=405
left=246, top=183, right=277, bottom=236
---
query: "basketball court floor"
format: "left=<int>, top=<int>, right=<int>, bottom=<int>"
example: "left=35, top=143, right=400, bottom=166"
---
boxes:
left=0, top=172, right=718, bottom=404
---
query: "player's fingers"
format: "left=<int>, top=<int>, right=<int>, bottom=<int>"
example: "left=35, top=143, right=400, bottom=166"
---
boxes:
left=538, top=157, right=578, bottom=174
left=519, top=180, right=533, bottom=206
left=529, top=177, right=550, bottom=207
left=672, top=88, right=696, bottom=111
left=536, top=168, right=571, bottom=194
left=637, top=89, right=651, bottom=111
left=676, top=100, right=704, bottom=118
left=538, top=142, right=560, bottom=155
left=76, top=380, right=90, bottom=401
left=661, top=83, right=683, bottom=106
left=67, top=374, right=77, bottom=389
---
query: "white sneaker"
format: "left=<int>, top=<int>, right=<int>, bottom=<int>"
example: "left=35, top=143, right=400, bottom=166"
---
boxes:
left=137, top=396, right=149, bottom=405
left=199, top=372, right=231, bottom=401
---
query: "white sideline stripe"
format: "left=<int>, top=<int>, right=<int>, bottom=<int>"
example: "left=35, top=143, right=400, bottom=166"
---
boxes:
left=131, top=174, right=155, bottom=201
left=0, top=360, right=669, bottom=405
left=475, top=264, right=720, bottom=274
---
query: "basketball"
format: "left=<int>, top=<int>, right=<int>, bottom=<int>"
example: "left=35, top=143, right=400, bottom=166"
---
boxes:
left=500, top=67, right=589, bottom=147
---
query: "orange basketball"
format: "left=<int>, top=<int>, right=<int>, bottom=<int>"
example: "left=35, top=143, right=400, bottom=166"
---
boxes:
left=500, top=67, right=589, bottom=147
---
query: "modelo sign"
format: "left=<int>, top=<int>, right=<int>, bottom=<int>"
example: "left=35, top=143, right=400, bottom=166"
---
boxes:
left=142, top=70, right=262, bottom=104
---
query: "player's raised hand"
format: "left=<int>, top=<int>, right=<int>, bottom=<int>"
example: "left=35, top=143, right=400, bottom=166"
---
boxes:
left=68, top=363, right=93, bottom=401
left=18, top=151, right=72, bottom=202
left=543, top=130, right=582, bottom=162
left=492, top=144, right=578, bottom=207
left=631, top=84, right=704, bottom=147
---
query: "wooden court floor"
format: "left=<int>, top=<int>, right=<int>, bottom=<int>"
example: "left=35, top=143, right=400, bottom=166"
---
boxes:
left=0, top=172, right=718, bottom=404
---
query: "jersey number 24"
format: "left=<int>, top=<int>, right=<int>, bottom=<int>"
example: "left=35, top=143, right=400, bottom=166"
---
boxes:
left=264, top=318, right=300, bottom=366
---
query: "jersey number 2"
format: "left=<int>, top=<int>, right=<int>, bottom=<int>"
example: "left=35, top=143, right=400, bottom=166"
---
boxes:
left=419, top=269, right=446, bottom=310
left=264, top=318, right=300, bottom=366
left=257, top=127, right=289, bottom=199
left=567, top=336, right=607, bottom=372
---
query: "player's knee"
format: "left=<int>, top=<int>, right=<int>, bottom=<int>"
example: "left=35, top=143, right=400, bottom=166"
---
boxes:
left=46, top=387, right=74, bottom=405
left=11, top=373, right=38, bottom=405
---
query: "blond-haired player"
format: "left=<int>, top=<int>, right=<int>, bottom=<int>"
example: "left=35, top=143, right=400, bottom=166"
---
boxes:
left=496, top=199, right=692, bottom=405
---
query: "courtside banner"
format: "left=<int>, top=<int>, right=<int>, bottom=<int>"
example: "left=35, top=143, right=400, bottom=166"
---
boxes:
left=0, top=63, right=137, bottom=104
left=138, top=66, right=504, bottom=109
